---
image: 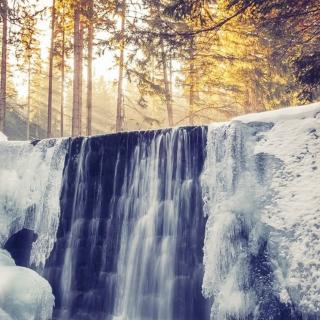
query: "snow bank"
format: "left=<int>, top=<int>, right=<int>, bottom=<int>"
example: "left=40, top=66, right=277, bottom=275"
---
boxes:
left=0, top=139, right=67, bottom=267
left=236, top=102, right=320, bottom=315
left=255, top=111, right=320, bottom=315
left=0, top=132, right=7, bottom=141
left=0, top=249, right=54, bottom=320
left=235, top=102, right=320, bottom=123
left=202, top=102, right=320, bottom=319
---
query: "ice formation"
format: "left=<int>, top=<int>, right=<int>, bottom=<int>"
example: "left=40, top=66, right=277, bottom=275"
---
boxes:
left=201, top=121, right=264, bottom=319
left=202, top=103, right=320, bottom=319
left=0, top=249, right=54, bottom=320
left=0, top=139, right=67, bottom=267
left=0, top=138, right=66, bottom=319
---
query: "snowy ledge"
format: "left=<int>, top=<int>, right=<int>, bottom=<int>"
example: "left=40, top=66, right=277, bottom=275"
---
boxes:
left=235, top=102, right=320, bottom=123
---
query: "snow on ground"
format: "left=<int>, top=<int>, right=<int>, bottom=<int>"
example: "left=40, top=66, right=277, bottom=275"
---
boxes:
left=0, top=132, right=7, bottom=141
left=0, top=249, right=54, bottom=320
left=235, top=102, right=320, bottom=123
left=253, top=107, right=320, bottom=315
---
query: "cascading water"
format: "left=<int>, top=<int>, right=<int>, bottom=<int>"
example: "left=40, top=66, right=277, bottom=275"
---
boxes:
left=112, top=129, right=208, bottom=320
left=44, top=128, right=209, bottom=320
left=113, top=131, right=186, bottom=319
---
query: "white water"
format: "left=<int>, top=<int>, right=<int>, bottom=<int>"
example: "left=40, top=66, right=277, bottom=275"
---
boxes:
left=59, top=138, right=89, bottom=319
left=112, top=129, right=198, bottom=319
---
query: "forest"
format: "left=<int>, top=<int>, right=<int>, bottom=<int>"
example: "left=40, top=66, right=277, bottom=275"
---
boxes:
left=0, top=0, right=319, bottom=139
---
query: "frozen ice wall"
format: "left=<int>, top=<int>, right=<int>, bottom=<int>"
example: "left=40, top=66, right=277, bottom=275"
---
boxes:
left=201, top=121, right=264, bottom=319
left=0, top=138, right=67, bottom=319
left=202, top=103, right=320, bottom=319
left=0, top=139, right=67, bottom=267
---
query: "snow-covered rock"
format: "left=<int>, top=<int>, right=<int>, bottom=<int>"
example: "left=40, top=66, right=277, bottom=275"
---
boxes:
left=255, top=106, right=320, bottom=315
left=202, top=102, right=320, bottom=319
left=235, top=101, right=320, bottom=123
left=0, top=249, right=54, bottom=320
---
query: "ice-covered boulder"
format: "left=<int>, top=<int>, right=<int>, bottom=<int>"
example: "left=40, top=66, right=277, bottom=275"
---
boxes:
left=0, top=249, right=54, bottom=320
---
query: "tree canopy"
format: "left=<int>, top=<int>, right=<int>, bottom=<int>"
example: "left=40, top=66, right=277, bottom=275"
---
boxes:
left=0, top=0, right=319, bottom=138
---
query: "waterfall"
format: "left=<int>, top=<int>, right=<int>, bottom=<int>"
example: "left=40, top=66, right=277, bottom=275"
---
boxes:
left=0, top=103, right=319, bottom=320
left=44, top=128, right=210, bottom=320
left=112, top=130, right=189, bottom=319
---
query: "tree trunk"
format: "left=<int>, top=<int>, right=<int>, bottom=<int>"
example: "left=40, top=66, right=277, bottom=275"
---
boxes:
left=161, top=41, right=173, bottom=127
left=47, top=0, right=56, bottom=138
left=60, top=5, right=65, bottom=137
left=79, top=21, right=83, bottom=135
left=86, top=0, right=93, bottom=136
left=27, top=57, right=31, bottom=140
left=151, top=56, right=156, bottom=118
left=0, top=0, right=8, bottom=132
left=169, top=56, right=173, bottom=99
left=72, top=0, right=81, bottom=136
left=189, top=38, right=195, bottom=125
left=115, top=0, right=126, bottom=132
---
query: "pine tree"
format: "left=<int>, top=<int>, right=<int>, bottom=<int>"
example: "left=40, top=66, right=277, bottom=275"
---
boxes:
left=0, top=0, right=8, bottom=132
left=47, top=0, right=56, bottom=137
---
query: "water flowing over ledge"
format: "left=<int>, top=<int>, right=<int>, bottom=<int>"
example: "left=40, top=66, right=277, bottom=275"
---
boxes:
left=0, top=103, right=319, bottom=320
